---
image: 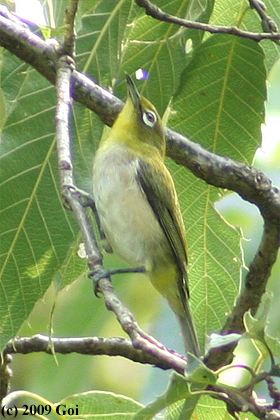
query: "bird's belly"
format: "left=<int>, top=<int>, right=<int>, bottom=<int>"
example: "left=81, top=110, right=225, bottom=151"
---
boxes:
left=93, top=158, right=169, bottom=269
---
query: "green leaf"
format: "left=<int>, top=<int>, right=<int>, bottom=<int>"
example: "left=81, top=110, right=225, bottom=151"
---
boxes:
left=191, top=395, right=259, bottom=420
left=133, top=373, right=193, bottom=420
left=244, top=293, right=271, bottom=338
left=207, top=332, right=241, bottom=351
left=171, top=34, right=266, bottom=161
left=0, top=53, right=95, bottom=349
left=56, top=391, right=143, bottom=420
left=243, top=293, right=280, bottom=363
left=75, top=0, right=134, bottom=85
left=167, top=395, right=261, bottom=420
left=118, top=0, right=215, bottom=115
left=0, top=1, right=269, bottom=359
left=168, top=162, right=243, bottom=351
left=167, top=34, right=266, bottom=351
left=134, top=367, right=216, bottom=420
left=184, top=354, right=218, bottom=384
left=209, top=0, right=280, bottom=73
left=44, top=0, right=77, bottom=28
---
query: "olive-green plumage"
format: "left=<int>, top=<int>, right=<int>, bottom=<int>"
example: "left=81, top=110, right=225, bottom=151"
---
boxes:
left=92, top=75, right=199, bottom=356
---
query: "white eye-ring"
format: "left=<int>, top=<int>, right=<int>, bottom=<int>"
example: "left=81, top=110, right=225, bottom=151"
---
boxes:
left=143, top=110, right=157, bottom=127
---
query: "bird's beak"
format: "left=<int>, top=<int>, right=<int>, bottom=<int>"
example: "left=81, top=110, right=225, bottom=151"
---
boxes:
left=126, top=74, right=141, bottom=110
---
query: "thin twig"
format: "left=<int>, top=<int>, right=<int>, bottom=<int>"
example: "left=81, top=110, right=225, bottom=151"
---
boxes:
left=55, top=59, right=186, bottom=373
left=1, top=14, right=278, bottom=218
left=135, top=0, right=280, bottom=42
left=248, top=0, right=278, bottom=33
left=54, top=24, right=188, bottom=373
left=223, top=220, right=280, bottom=332
left=1, top=8, right=280, bottom=370
left=63, top=0, right=79, bottom=55
left=55, top=55, right=104, bottom=266
left=95, top=276, right=187, bottom=373
left=203, top=218, right=280, bottom=368
left=208, top=382, right=275, bottom=420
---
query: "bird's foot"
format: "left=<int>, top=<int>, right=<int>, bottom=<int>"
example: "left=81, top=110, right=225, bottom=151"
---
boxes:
left=89, top=266, right=146, bottom=296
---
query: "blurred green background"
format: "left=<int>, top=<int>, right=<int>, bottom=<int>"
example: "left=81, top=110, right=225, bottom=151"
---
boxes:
left=9, top=59, right=280, bottom=406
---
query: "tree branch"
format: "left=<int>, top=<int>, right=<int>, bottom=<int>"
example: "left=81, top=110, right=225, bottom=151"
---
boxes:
left=0, top=355, right=12, bottom=403
left=1, top=7, right=279, bottom=370
left=168, top=128, right=280, bottom=366
left=3, top=335, right=182, bottom=370
left=1, top=10, right=278, bottom=218
left=166, top=129, right=280, bottom=222
left=205, top=220, right=280, bottom=369
left=135, top=0, right=280, bottom=42
left=224, top=219, right=279, bottom=332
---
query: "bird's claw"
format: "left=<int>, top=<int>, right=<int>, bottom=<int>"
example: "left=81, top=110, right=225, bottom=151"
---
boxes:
left=88, top=267, right=111, bottom=296
left=89, top=266, right=146, bottom=296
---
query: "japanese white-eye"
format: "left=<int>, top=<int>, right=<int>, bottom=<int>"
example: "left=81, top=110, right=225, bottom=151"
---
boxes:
left=92, top=75, right=199, bottom=357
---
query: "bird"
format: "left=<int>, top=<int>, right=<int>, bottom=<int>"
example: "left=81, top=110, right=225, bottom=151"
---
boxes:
left=92, top=74, right=199, bottom=357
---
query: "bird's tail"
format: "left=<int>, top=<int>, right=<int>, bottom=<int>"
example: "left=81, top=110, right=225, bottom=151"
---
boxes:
left=176, top=299, right=200, bottom=357
left=149, top=266, right=200, bottom=357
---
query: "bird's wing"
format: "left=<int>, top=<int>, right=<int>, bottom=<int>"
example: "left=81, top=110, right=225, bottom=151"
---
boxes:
left=136, top=157, right=200, bottom=356
left=136, top=158, right=189, bottom=295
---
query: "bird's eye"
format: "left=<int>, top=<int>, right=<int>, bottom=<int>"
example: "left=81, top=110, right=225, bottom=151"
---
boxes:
left=143, top=110, right=157, bottom=128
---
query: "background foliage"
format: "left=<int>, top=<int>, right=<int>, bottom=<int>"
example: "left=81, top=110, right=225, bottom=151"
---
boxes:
left=0, top=0, right=280, bottom=418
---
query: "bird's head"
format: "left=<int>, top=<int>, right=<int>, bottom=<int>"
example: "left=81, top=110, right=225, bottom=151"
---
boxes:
left=109, top=75, right=166, bottom=157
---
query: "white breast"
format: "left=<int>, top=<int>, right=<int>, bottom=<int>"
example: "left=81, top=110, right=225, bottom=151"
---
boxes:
left=92, top=144, right=167, bottom=269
